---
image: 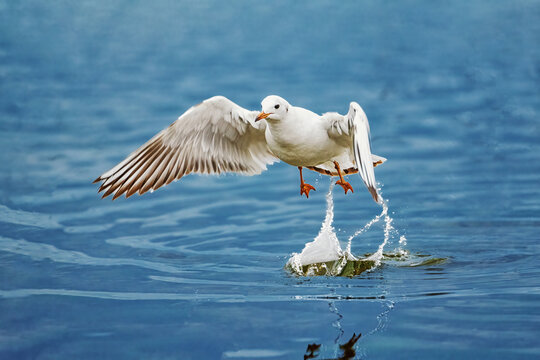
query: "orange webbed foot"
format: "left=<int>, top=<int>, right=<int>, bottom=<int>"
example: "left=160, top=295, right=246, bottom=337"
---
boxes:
left=300, top=183, right=316, bottom=198
left=336, top=180, right=354, bottom=194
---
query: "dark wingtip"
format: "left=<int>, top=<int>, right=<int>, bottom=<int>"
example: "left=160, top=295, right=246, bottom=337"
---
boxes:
left=101, top=185, right=116, bottom=198
left=98, top=183, right=108, bottom=193
left=369, top=186, right=380, bottom=204
left=93, top=176, right=102, bottom=184
left=125, top=186, right=139, bottom=199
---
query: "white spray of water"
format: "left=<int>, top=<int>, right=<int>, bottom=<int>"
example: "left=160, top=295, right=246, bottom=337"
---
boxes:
left=365, top=197, right=393, bottom=266
left=288, top=182, right=344, bottom=270
left=288, top=181, right=401, bottom=273
left=399, top=235, right=407, bottom=246
left=345, top=206, right=385, bottom=256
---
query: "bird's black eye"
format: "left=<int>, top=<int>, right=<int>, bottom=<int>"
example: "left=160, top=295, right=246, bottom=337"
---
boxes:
left=274, top=104, right=280, bottom=109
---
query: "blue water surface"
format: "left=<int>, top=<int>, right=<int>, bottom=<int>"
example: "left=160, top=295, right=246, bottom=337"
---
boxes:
left=1, top=1, right=539, bottom=359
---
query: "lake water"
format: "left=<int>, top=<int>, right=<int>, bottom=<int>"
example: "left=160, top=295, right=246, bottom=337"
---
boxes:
left=1, top=1, right=539, bottom=359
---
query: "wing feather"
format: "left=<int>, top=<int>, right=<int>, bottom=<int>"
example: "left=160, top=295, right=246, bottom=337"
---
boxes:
left=348, top=102, right=381, bottom=203
left=95, top=96, right=277, bottom=199
left=324, top=105, right=383, bottom=203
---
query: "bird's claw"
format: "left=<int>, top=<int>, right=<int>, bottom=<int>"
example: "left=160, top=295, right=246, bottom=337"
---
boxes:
left=300, top=183, right=316, bottom=198
left=336, top=180, right=354, bottom=194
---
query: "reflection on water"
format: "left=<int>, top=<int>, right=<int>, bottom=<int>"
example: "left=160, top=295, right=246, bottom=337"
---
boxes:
left=298, top=285, right=394, bottom=359
left=303, top=333, right=362, bottom=360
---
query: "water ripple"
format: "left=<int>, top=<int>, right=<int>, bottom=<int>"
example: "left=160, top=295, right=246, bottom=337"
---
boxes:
left=0, top=236, right=182, bottom=274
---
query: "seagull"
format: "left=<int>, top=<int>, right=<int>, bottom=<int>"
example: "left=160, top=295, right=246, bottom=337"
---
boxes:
left=94, top=95, right=386, bottom=202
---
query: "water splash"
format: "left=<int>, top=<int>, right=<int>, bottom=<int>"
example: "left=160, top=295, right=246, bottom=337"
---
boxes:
left=365, top=198, right=392, bottom=267
left=286, top=182, right=407, bottom=276
left=287, top=182, right=344, bottom=274
left=345, top=205, right=385, bottom=256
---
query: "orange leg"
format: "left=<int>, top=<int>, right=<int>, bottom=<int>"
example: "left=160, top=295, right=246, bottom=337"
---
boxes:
left=298, top=166, right=316, bottom=198
left=333, top=161, right=354, bottom=194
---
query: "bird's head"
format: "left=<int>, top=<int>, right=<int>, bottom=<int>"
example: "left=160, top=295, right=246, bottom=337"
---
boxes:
left=255, top=95, right=290, bottom=122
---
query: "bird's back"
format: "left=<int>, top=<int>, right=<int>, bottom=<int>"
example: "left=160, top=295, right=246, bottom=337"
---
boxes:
left=291, top=105, right=321, bottom=121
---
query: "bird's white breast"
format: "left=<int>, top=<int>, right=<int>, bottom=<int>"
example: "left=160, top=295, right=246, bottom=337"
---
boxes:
left=264, top=107, right=345, bottom=167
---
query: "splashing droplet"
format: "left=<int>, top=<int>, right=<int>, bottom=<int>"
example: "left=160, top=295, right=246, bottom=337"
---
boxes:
left=366, top=198, right=392, bottom=266
left=288, top=182, right=343, bottom=268
left=286, top=182, right=410, bottom=276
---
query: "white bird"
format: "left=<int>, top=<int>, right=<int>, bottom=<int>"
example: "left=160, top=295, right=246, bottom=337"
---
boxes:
left=94, top=95, right=386, bottom=202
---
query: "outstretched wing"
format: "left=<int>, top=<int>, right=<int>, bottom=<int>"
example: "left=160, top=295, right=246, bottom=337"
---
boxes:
left=348, top=102, right=381, bottom=203
left=94, top=96, right=277, bottom=200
